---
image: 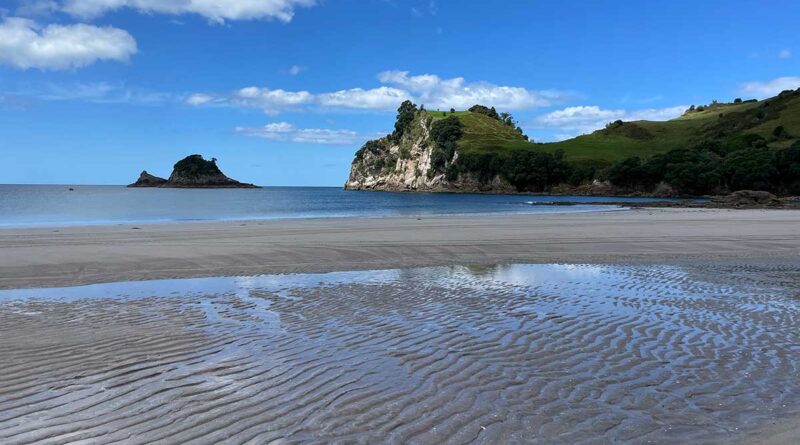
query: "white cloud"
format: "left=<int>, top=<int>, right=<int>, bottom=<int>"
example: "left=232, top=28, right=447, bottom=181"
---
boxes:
left=60, top=0, right=317, bottom=23
left=740, top=76, right=800, bottom=99
left=0, top=17, right=136, bottom=70
left=7, top=81, right=172, bottom=104
left=779, top=49, right=792, bottom=59
left=233, top=87, right=314, bottom=115
left=187, top=87, right=314, bottom=113
left=535, top=105, right=625, bottom=132
left=317, top=86, right=410, bottom=110
left=186, top=93, right=214, bottom=106
left=377, top=70, right=562, bottom=110
left=188, top=70, right=566, bottom=114
left=235, top=86, right=313, bottom=104
left=15, top=0, right=61, bottom=16
left=288, top=64, right=304, bottom=75
left=532, top=105, right=686, bottom=140
left=236, top=122, right=373, bottom=145
left=625, top=105, right=687, bottom=121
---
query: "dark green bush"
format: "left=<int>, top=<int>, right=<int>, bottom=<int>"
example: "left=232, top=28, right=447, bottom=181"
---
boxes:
left=468, top=104, right=500, bottom=120
left=392, top=100, right=418, bottom=141
left=429, top=116, right=464, bottom=172
left=722, top=147, right=779, bottom=191
left=775, top=141, right=800, bottom=194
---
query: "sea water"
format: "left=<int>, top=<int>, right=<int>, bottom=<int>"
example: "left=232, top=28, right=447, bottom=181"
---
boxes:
left=0, top=185, right=687, bottom=227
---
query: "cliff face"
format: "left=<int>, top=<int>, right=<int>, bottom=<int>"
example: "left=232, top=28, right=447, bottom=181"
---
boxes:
left=128, top=155, right=260, bottom=188
left=345, top=112, right=513, bottom=193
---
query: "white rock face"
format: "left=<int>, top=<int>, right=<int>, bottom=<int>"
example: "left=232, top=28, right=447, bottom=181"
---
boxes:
left=345, top=113, right=513, bottom=193
left=346, top=114, right=439, bottom=191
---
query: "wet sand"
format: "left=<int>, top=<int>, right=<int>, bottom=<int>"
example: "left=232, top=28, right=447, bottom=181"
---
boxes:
left=1, top=263, right=799, bottom=444
left=3, top=208, right=800, bottom=443
left=2, top=208, right=800, bottom=289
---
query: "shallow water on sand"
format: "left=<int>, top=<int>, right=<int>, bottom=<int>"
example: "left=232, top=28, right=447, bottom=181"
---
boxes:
left=1, top=263, right=799, bottom=444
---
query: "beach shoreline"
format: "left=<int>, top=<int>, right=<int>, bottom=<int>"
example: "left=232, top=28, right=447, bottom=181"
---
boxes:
left=2, top=207, right=799, bottom=290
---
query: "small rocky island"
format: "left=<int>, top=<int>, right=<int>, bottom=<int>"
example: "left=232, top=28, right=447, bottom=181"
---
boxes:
left=128, top=155, right=259, bottom=188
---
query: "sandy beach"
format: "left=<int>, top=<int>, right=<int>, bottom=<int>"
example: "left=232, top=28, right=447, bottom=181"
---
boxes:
left=1, top=208, right=799, bottom=290
left=2, top=207, right=800, bottom=444
left=2, top=262, right=800, bottom=444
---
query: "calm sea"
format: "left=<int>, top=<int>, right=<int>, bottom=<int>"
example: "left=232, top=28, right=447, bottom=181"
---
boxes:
left=0, top=185, right=681, bottom=227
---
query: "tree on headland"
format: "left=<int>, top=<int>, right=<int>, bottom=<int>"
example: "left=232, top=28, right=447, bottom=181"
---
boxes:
left=429, top=116, right=464, bottom=173
left=468, top=104, right=500, bottom=120
left=392, top=100, right=418, bottom=141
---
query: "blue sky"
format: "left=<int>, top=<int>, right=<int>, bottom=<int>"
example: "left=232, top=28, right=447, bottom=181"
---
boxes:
left=1, top=0, right=798, bottom=186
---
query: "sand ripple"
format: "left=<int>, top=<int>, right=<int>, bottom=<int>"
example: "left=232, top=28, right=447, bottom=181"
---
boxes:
left=1, top=263, right=799, bottom=444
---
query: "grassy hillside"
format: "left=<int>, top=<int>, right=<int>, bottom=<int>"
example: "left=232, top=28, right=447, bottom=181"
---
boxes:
left=425, top=110, right=531, bottom=154
left=427, top=89, right=800, bottom=167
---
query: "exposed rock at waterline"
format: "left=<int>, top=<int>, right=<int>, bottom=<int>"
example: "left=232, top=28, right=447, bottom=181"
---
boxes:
left=128, top=155, right=259, bottom=188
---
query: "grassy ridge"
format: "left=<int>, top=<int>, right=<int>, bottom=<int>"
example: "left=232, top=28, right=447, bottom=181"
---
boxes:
left=425, top=110, right=530, bottom=154
left=427, top=92, right=800, bottom=167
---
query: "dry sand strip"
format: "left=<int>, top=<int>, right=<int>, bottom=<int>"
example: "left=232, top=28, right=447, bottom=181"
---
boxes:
left=1, top=208, right=800, bottom=289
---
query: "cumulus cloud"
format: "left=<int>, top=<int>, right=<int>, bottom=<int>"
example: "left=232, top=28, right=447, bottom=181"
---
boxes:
left=740, top=76, right=800, bottom=99
left=532, top=105, right=686, bottom=139
left=59, top=0, right=316, bottom=23
left=624, top=106, right=688, bottom=122
left=288, top=64, right=304, bottom=75
left=188, top=87, right=314, bottom=113
left=233, top=86, right=314, bottom=110
left=188, top=70, right=564, bottom=114
left=0, top=17, right=136, bottom=70
left=236, top=122, right=374, bottom=145
left=317, top=87, right=410, bottom=110
left=377, top=70, right=562, bottom=110
left=535, top=106, right=625, bottom=133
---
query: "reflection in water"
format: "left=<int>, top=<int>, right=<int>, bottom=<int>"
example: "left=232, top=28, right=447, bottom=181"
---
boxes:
left=0, top=263, right=799, bottom=444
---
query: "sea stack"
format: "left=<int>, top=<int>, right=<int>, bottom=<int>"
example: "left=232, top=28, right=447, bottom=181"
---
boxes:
left=128, top=171, right=168, bottom=187
left=127, top=155, right=260, bottom=188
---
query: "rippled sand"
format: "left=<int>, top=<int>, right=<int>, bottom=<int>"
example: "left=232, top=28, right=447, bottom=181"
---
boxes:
left=1, top=263, right=799, bottom=444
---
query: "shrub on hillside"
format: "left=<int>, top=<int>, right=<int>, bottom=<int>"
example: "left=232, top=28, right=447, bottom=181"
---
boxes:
left=501, top=149, right=571, bottom=191
left=468, top=104, right=500, bottom=120
left=722, top=147, right=779, bottom=192
left=429, top=116, right=464, bottom=172
left=775, top=142, right=800, bottom=194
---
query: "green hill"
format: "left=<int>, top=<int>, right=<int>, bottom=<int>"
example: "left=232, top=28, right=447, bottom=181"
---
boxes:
left=347, top=90, right=800, bottom=196
left=428, top=90, right=800, bottom=167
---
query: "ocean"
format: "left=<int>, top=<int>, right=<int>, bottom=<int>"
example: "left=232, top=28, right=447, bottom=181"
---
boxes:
left=0, top=184, right=685, bottom=227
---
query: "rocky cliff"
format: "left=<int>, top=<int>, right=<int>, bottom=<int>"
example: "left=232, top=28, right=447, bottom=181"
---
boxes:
left=128, top=155, right=259, bottom=188
left=344, top=108, right=515, bottom=193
